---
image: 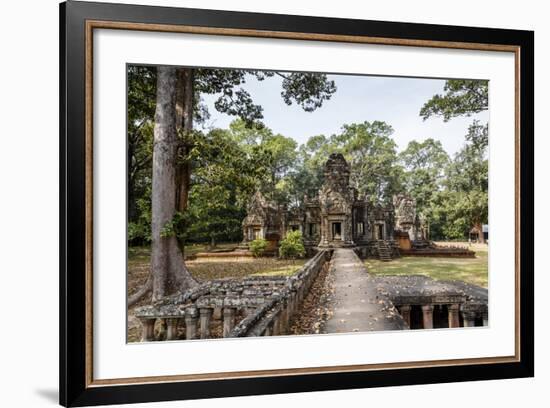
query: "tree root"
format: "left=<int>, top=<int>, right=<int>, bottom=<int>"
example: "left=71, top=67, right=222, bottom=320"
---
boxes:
left=128, top=276, right=153, bottom=307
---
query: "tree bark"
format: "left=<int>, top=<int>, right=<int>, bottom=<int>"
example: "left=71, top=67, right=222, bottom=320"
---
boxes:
left=175, top=68, right=194, bottom=215
left=150, top=66, right=197, bottom=302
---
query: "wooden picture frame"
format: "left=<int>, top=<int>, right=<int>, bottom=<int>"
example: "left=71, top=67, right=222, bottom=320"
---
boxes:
left=60, top=1, right=534, bottom=406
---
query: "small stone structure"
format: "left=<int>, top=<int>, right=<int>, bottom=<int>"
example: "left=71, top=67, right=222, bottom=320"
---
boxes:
left=240, top=153, right=474, bottom=260
left=134, top=250, right=332, bottom=341
left=239, top=191, right=285, bottom=254
left=372, top=275, right=488, bottom=329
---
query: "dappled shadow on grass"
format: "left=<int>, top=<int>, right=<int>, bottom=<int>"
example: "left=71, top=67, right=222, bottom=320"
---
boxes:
left=187, top=258, right=305, bottom=281
left=127, top=246, right=307, bottom=299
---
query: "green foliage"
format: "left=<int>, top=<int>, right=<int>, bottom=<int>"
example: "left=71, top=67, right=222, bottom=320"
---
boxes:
left=336, top=121, right=403, bottom=204
left=420, top=79, right=488, bottom=121
left=194, top=68, right=337, bottom=125
left=184, top=128, right=252, bottom=244
left=127, top=65, right=337, bottom=247
left=442, top=121, right=488, bottom=235
left=127, top=65, right=489, bottom=247
left=279, top=72, right=337, bottom=111
left=127, top=184, right=152, bottom=245
left=226, top=119, right=299, bottom=205
left=399, top=138, right=450, bottom=230
left=127, top=66, right=155, bottom=226
left=289, top=121, right=403, bottom=205
left=278, top=230, right=306, bottom=259
left=160, top=211, right=189, bottom=240
left=249, top=239, right=268, bottom=257
left=424, top=127, right=488, bottom=241
left=418, top=80, right=489, bottom=240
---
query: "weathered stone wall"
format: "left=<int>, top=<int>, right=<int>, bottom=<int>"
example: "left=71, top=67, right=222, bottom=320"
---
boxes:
left=373, top=275, right=488, bottom=329
left=134, top=250, right=333, bottom=341
left=230, top=250, right=332, bottom=337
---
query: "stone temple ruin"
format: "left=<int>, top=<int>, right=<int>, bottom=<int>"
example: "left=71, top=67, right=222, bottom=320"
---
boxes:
left=134, top=154, right=486, bottom=342
left=240, top=153, right=473, bottom=260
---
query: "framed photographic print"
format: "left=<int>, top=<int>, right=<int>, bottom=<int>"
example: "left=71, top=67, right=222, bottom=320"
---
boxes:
left=59, top=0, right=534, bottom=406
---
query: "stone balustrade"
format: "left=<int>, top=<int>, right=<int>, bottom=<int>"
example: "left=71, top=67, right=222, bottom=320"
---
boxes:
left=134, top=250, right=332, bottom=341
left=392, top=293, right=488, bottom=329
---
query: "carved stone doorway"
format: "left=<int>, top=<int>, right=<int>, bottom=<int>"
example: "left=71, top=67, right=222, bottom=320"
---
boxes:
left=253, top=228, right=261, bottom=240
left=376, top=224, right=384, bottom=240
left=332, top=222, right=342, bottom=240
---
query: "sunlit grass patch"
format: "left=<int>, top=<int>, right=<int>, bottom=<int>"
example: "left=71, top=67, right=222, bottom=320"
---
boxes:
left=365, top=244, right=488, bottom=288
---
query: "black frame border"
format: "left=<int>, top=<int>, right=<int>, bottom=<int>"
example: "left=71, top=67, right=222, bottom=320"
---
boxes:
left=60, top=1, right=534, bottom=406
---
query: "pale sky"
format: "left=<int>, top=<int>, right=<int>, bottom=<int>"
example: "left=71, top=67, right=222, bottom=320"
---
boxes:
left=201, top=73, right=489, bottom=157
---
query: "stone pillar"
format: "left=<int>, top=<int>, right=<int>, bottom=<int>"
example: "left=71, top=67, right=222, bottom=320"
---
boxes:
left=185, top=308, right=198, bottom=340
left=421, top=305, right=434, bottom=329
left=139, top=318, right=156, bottom=342
left=275, top=308, right=286, bottom=336
left=223, top=307, right=236, bottom=337
left=462, top=311, right=477, bottom=327
left=272, top=314, right=281, bottom=336
left=199, top=308, right=213, bottom=339
left=289, top=292, right=297, bottom=315
left=399, top=305, right=411, bottom=328
left=281, top=300, right=290, bottom=331
left=448, top=304, right=461, bottom=328
left=166, top=318, right=180, bottom=340
left=319, top=216, right=328, bottom=246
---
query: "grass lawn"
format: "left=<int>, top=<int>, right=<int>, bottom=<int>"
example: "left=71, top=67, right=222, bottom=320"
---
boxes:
left=128, top=242, right=238, bottom=263
left=127, top=245, right=306, bottom=299
left=365, top=242, right=488, bottom=288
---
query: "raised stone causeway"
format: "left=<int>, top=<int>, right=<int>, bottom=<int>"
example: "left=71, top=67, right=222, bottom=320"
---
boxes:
left=135, top=248, right=488, bottom=341
left=325, top=248, right=408, bottom=333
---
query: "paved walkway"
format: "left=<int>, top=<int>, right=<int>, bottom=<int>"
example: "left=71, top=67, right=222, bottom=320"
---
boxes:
left=325, top=248, right=407, bottom=333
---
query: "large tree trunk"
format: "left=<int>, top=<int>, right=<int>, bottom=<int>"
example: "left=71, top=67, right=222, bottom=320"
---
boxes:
left=175, top=68, right=194, bottom=214
left=150, top=66, right=197, bottom=302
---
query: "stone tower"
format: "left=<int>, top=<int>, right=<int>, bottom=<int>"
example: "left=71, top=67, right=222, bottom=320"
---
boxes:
left=318, top=153, right=356, bottom=247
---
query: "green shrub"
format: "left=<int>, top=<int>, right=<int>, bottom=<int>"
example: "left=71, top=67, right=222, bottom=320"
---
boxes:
left=279, top=230, right=306, bottom=259
left=249, top=238, right=268, bottom=257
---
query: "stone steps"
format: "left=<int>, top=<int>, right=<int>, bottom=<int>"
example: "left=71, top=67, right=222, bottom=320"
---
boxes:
left=376, top=240, right=393, bottom=261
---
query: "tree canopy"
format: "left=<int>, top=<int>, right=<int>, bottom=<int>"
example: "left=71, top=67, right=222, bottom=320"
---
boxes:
left=420, top=79, right=489, bottom=240
left=128, top=70, right=490, bottom=253
left=420, top=79, right=488, bottom=122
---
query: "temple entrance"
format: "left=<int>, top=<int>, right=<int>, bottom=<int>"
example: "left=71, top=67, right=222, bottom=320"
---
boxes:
left=332, top=222, right=342, bottom=240
left=253, top=227, right=261, bottom=240
left=376, top=224, right=384, bottom=240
